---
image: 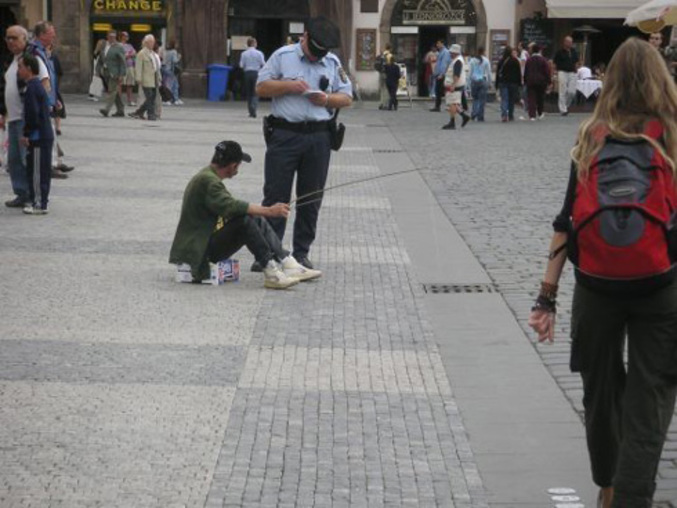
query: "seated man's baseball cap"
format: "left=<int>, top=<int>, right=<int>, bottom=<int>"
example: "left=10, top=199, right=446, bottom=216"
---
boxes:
left=212, top=140, right=252, bottom=166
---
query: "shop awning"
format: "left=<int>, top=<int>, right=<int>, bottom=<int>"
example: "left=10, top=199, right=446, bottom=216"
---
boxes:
left=546, top=0, right=646, bottom=18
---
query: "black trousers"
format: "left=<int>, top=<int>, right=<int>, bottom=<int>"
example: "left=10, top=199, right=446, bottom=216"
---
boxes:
left=243, top=70, right=258, bottom=117
left=262, top=128, right=331, bottom=259
left=434, top=78, right=444, bottom=110
left=136, top=86, right=157, bottom=120
left=527, top=84, right=546, bottom=118
left=386, top=83, right=398, bottom=109
left=26, top=139, right=53, bottom=209
left=207, top=215, right=288, bottom=266
left=571, top=281, right=677, bottom=506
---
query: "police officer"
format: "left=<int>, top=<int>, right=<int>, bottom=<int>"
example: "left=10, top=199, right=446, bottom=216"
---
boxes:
left=255, top=16, right=353, bottom=270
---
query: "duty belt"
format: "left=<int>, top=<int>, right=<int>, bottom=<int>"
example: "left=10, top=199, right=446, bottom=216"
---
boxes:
left=268, top=117, right=331, bottom=133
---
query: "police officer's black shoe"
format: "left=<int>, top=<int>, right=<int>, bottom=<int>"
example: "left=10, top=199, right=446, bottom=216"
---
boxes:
left=250, top=261, right=263, bottom=273
left=296, top=256, right=314, bottom=269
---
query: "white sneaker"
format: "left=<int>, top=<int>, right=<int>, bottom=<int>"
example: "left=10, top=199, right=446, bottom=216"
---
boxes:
left=163, top=101, right=172, bottom=106
left=23, top=204, right=48, bottom=215
left=519, top=115, right=527, bottom=121
left=538, top=113, right=545, bottom=120
left=263, top=260, right=299, bottom=289
left=281, top=256, right=322, bottom=282
left=176, top=99, right=184, bottom=105
left=530, top=117, right=536, bottom=121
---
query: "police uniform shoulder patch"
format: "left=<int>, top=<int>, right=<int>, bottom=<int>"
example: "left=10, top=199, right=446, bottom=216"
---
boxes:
left=338, top=66, right=348, bottom=84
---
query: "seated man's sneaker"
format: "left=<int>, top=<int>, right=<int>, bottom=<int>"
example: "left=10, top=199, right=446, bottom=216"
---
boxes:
left=295, top=256, right=314, bottom=269
left=282, top=256, right=322, bottom=282
left=263, top=260, right=299, bottom=289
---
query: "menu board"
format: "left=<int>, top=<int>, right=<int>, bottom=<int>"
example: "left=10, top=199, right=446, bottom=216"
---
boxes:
left=521, top=18, right=554, bottom=56
left=489, top=30, right=510, bottom=70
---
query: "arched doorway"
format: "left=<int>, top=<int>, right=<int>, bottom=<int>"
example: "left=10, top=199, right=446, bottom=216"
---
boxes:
left=380, top=0, right=487, bottom=96
left=227, top=0, right=310, bottom=60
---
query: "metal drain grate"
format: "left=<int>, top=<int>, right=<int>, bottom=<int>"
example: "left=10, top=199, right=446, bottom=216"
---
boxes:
left=423, top=283, right=497, bottom=294
left=373, top=149, right=403, bottom=153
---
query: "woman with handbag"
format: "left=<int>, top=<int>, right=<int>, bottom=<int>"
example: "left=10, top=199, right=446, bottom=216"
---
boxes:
left=528, top=38, right=677, bottom=508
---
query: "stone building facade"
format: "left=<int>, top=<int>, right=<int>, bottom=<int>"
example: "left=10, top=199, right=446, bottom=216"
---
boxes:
left=0, top=0, right=649, bottom=99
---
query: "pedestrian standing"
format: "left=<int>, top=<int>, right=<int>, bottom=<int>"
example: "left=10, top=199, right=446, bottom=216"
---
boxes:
left=529, top=38, right=677, bottom=508
left=162, top=40, right=182, bottom=105
left=49, top=44, right=66, bottom=136
left=430, top=39, right=450, bottom=112
left=89, top=38, right=105, bottom=101
left=553, top=35, right=579, bottom=116
left=19, top=53, right=53, bottom=215
left=2, top=25, right=49, bottom=207
left=119, top=31, right=137, bottom=107
left=424, top=45, right=437, bottom=97
left=98, top=30, right=126, bottom=118
left=377, top=44, right=392, bottom=110
left=130, top=34, right=161, bottom=121
left=517, top=41, right=530, bottom=119
left=29, top=21, right=73, bottom=178
left=384, top=55, right=401, bottom=110
left=468, top=46, right=492, bottom=122
left=441, top=44, right=470, bottom=130
left=496, top=46, right=521, bottom=122
left=524, top=44, right=550, bottom=121
left=239, top=37, right=265, bottom=118
left=255, top=16, right=353, bottom=270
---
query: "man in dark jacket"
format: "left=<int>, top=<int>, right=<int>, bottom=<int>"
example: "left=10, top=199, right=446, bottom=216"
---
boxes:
left=99, top=30, right=127, bottom=117
left=524, top=44, right=551, bottom=121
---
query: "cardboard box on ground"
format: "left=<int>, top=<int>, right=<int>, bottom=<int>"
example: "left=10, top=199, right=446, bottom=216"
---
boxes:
left=176, top=260, right=240, bottom=285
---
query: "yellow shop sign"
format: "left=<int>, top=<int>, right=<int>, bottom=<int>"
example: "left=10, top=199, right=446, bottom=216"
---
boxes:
left=92, top=0, right=164, bottom=13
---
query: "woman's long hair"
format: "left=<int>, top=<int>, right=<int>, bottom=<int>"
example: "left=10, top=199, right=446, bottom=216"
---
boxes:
left=571, top=37, right=677, bottom=178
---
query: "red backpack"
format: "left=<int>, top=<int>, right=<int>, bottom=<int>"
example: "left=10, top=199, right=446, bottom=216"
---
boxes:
left=569, top=121, right=677, bottom=293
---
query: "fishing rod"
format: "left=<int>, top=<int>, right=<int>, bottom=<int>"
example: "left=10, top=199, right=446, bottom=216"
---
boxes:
left=289, top=166, right=431, bottom=209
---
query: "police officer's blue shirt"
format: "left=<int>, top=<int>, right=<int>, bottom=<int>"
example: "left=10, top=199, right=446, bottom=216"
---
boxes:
left=257, top=43, right=353, bottom=123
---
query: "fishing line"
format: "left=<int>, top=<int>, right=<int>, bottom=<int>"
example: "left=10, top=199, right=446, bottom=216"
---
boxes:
left=289, top=166, right=431, bottom=209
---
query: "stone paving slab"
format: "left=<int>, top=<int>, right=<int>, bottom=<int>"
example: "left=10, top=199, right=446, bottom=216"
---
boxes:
left=0, top=98, right=489, bottom=507
left=378, top=102, right=677, bottom=508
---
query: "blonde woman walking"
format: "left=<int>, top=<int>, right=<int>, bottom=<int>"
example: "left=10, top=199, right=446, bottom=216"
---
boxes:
left=529, top=38, right=677, bottom=508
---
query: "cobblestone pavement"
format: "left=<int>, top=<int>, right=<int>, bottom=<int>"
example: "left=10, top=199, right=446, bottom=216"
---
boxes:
left=0, top=99, right=487, bottom=507
left=379, top=101, right=677, bottom=507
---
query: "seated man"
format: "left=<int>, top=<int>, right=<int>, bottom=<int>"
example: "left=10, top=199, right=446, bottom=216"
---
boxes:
left=169, top=140, right=321, bottom=289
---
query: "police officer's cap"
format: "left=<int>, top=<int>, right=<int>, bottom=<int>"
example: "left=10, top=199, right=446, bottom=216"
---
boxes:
left=307, top=16, right=341, bottom=49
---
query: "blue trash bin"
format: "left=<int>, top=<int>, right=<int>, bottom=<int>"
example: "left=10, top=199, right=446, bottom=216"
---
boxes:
left=207, top=64, right=232, bottom=101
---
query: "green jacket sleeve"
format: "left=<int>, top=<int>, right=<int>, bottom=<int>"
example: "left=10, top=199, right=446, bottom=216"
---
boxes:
left=205, top=179, right=249, bottom=219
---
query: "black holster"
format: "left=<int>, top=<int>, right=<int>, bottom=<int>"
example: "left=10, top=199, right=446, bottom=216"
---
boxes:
left=263, top=115, right=274, bottom=145
left=328, top=110, right=345, bottom=151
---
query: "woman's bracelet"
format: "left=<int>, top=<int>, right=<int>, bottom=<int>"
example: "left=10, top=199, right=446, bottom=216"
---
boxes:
left=539, top=281, right=558, bottom=301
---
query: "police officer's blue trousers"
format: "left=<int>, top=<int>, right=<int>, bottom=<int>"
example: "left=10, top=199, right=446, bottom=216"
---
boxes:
left=262, top=128, right=331, bottom=259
